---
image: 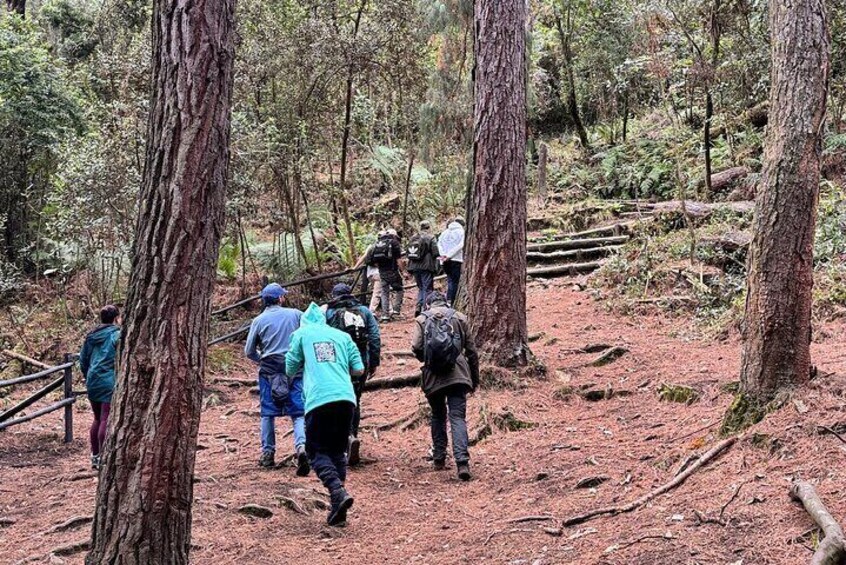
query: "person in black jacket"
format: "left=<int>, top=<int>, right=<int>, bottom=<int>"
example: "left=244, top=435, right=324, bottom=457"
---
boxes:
left=411, top=291, right=480, bottom=481
left=407, top=220, right=440, bottom=316
left=366, top=228, right=404, bottom=322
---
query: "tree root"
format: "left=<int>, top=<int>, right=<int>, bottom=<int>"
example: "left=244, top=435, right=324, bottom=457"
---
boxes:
left=790, top=480, right=846, bottom=565
left=563, top=436, right=737, bottom=527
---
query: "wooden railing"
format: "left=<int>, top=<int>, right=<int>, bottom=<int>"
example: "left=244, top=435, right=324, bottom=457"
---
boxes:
left=0, top=353, right=76, bottom=442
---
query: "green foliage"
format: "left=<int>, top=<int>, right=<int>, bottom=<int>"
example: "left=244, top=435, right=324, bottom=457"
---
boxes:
left=217, top=240, right=240, bottom=280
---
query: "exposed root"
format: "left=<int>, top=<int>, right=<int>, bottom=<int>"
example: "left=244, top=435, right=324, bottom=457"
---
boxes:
left=563, top=436, right=738, bottom=527
left=790, top=480, right=846, bottom=565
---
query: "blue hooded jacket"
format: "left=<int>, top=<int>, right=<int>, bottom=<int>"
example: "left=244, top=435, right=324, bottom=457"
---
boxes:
left=79, top=324, right=120, bottom=404
left=286, top=303, right=364, bottom=414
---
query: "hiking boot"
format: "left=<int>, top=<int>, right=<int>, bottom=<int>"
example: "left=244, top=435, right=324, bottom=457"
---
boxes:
left=379, top=316, right=390, bottom=324
left=327, top=488, right=354, bottom=527
left=91, top=454, right=100, bottom=470
left=348, top=436, right=361, bottom=466
left=295, top=446, right=310, bottom=477
left=258, top=451, right=275, bottom=469
left=457, top=462, right=471, bottom=481
left=433, top=458, right=446, bottom=471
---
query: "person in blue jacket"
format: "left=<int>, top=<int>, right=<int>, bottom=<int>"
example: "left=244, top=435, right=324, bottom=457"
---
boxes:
left=79, top=305, right=121, bottom=470
left=286, top=303, right=365, bottom=527
left=324, top=283, right=381, bottom=465
left=244, top=283, right=308, bottom=475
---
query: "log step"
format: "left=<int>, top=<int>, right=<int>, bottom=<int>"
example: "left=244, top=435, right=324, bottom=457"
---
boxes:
left=527, top=245, right=623, bottom=263
left=527, top=235, right=629, bottom=253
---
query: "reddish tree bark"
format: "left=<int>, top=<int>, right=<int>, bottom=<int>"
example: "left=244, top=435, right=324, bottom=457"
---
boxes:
left=86, top=0, right=235, bottom=562
left=739, top=0, right=829, bottom=404
left=464, top=0, right=529, bottom=367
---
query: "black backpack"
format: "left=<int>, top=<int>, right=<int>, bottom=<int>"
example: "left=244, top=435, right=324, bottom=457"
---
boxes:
left=330, top=307, right=369, bottom=353
left=422, top=310, right=463, bottom=375
left=406, top=234, right=430, bottom=262
left=370, top=235, right=394, bottom=264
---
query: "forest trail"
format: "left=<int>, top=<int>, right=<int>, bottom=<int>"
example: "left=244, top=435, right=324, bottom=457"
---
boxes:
left=2, top=278, right=846, bottom=564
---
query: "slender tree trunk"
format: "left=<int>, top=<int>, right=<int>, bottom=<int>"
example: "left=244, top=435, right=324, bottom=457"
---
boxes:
left=6, top=0, right=25, bottom=16
left=738, top=0, right=828, bottom=405
left=465, top=0, right=529, bottom=368
left=401, top=148, right=415, bottom=238
left=554, top=13, right=590, bottom=151
left=86, top=0, right=235, bottom=562
left=337, top=0, right=367, bottom=264
left=537, top=142, right=548, bottom=202
left=704, top=89, right=714, bottom=199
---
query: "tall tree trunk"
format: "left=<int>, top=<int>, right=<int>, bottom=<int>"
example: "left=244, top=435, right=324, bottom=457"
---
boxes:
left=401, top=148, right=415, bottom=238
left=6, top=0, right=24, bottom=16
left=86, top=0, right=235, bottom=562
left=737, top=0, right=828, bottom=407
left=703, top=89, right=714, bottom=199
left=465, top=0, right=529, bottom=368
left=554, top=13, right=590, bottom=151
left=337, top=0, right=367, bottom=264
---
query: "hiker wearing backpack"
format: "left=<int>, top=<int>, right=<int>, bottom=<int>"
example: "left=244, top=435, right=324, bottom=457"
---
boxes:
left=366, top=228, right=404, bottom=322
left=286, top=303, right=366, bottom=527
left=244, top=283, right=310, bottom=477
left=411, top=291, right=480, bottom=481
left=437, top=217, right=465, bottom=305
left=79, top=305, right=121, bottom=470
left=354, top=239, right=383, bottom=315
left=407, top=220, right=440, bottom=316
left=324, top=283, right=381, bottom=465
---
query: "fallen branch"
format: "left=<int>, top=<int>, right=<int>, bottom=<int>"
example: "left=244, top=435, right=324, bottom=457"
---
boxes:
left=605, top=532, right=674, bottom=554
left=484, top=526, right=561, bottom=545
left=563, top=436, right=738, bottom=527
left=1, top=350, right=51, bottom=370
left=504, top=515, right=556, bottom=524
left=363, top=373, right=420, bottom=391
left=790, top=480, right=846, bottom=565
left=818, top=425, right=846, bottom=447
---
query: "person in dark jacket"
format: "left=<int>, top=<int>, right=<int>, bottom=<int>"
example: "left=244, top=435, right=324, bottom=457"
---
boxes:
left=244, top=283, right=308, bottom=475
left=407, top=220, right=440, bottom=316
left=411, top=291, right=479, bottom=481
left=366, top=228, right=404, bottom=322
left=79, top=305, right=121, bottom=470
left=324, top=283, right=381, bottom=465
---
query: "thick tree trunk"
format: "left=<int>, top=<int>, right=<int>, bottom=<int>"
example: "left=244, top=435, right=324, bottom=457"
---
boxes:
left=465, top=0, right=529, bottom=368
left=738, top=0, right=828, bottom=404
left=6, top=0, right=24, bottom=16
left=554, top=13, right=590, bottom=151
left=86, top=0, right=235, bottom=562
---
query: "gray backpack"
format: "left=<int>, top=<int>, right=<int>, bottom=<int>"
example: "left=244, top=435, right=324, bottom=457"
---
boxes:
left=422, top=310, right=462, bottom=375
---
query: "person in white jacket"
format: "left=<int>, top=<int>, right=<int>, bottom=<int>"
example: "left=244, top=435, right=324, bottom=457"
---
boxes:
left=437, top=217, right=465, bottom=305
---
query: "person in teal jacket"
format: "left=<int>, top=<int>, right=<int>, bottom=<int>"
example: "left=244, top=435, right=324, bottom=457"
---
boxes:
left=79, top=305, right=121, bottom=470
left=286, top=302, right=365, bottom=527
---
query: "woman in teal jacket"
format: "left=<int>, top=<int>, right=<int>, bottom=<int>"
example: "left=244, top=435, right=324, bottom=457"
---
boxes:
left=79, top=305, right=121, bottom=469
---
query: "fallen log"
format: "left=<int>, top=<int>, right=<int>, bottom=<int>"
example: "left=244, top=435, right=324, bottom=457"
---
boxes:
left=528, top=221, right=640, bottom=243
left=708, top=166, right=750, bottom=193
left=649, top=200, right=754, bottom=218
left=527, top=245, right=623, bottom=263
left=363, top=373, right=421, bottom=391
left=790, top=481, right=846, bottom=565
left=527, top=236, right=628, bottom=253
left=563, top=436, right=737, bottom=527
left=527, top=262, right=603, bottom=278
left=1, top=350, right=51, bottom=370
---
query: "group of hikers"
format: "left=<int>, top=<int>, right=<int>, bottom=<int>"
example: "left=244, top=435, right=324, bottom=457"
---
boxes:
left=356, top=218, right=466, bottom=321
left=77, top=217, right=477, bottom=528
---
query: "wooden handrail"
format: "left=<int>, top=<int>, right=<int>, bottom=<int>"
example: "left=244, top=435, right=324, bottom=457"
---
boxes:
left=0, top=361, right=74, bottom=389
left=0, top=397, right=76, bottom=431
left=0, top=375, right=64, bottom=423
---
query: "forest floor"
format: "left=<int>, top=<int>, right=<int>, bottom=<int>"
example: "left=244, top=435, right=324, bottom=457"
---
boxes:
left=2, top=276, right=846, bottom=564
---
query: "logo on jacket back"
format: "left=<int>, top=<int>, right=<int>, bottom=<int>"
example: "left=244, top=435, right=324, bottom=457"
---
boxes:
left=313, top=342, right=337, bottom=363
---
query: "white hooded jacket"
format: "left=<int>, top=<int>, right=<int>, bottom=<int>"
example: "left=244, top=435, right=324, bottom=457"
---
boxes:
left=437, top=221, right=465, bottom=263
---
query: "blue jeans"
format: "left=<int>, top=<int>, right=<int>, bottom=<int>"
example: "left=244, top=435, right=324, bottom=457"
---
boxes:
left=261, top=415, right=305, bottom=454
left=443, top=260, right=462, bottom=305
left=413, top=270, right=435, bottom=314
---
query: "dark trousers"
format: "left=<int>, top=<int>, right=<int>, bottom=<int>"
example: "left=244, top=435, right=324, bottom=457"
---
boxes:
left=426, top=384, right=470, bottom=464
left=350, top=372, right=367, bottom=438
left=90, top=401, right=110, bottom=456
left=413, top=270, right=435, bottom=313
left=443, top=260, right=462, bottom=305
left=379, top=269, right=404, bottom=315
left=306, top=401, right=355, bottom=493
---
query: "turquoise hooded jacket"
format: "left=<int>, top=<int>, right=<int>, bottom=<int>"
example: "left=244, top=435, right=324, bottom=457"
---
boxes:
left=79, top=324, right=120, bottom=403
left=286, top=303, right=363, bottom=414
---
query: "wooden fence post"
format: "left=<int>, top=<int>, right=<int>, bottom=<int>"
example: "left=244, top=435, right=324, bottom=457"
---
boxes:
left=63, top=353, right=73, bottom=443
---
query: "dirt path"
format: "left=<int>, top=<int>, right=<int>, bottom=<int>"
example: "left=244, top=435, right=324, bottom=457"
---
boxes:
left=2, top=280, right=845, bottom=564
